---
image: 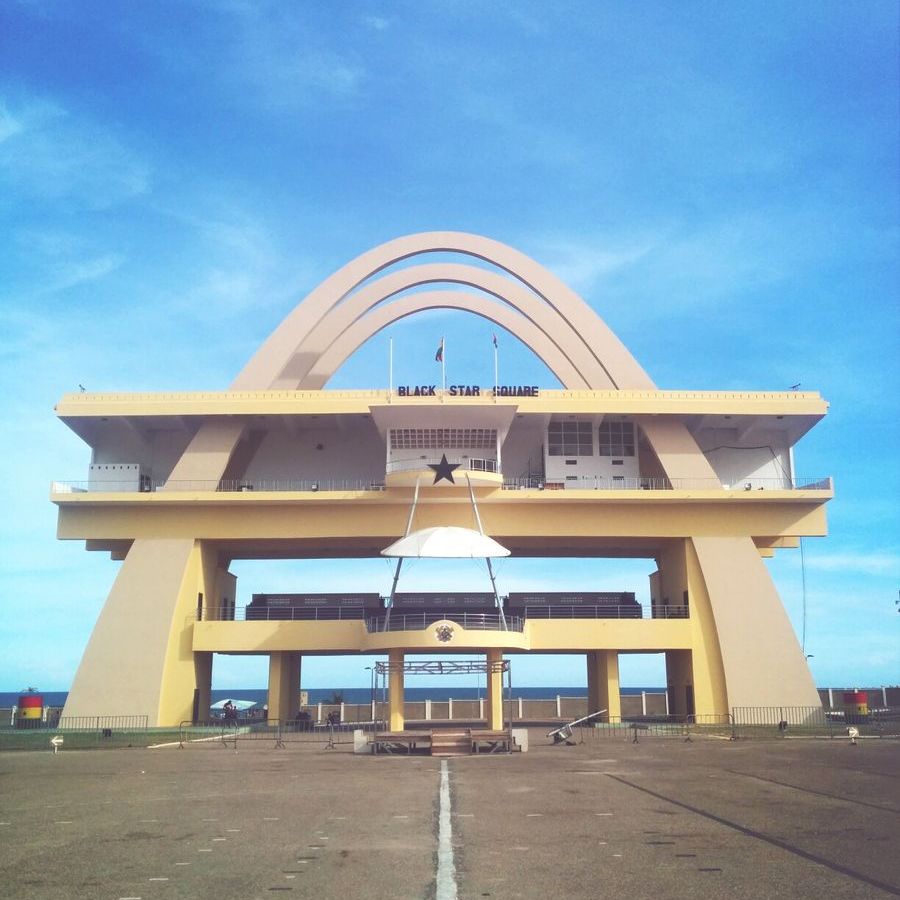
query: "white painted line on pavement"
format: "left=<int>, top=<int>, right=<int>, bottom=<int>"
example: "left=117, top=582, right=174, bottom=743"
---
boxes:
left=436, top=759, right=457, bottom=900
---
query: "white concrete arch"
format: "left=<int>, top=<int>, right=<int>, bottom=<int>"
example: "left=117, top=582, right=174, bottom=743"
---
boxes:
left=304, top=289, right=587, bottom=389
left=272, top=263, right=607, bottom=390
left=232, top=231, right=654, bottom=391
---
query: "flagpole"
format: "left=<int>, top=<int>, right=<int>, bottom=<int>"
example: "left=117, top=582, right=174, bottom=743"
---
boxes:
left=389, top=336, right=393, bottom=394
left=494, top=341, right=498, bottom=392
left=441, top=337, right=446, bottom=393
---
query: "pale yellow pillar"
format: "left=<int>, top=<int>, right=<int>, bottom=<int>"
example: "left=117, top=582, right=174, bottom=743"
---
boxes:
left=194, top=652, right=213, bottom=723
left=485, top=649, right=504, bottom=730
left=588, top=651, right=621, bottom=722
left=268, top=652, right=297, bottom=724
left=388, top=648, right=405, bottom=732
left=289, top=653, right=302, bottom=717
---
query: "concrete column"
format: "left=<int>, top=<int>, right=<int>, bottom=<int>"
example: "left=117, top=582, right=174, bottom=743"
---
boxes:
left=665, top=650, right=693, bottom=719
left=289, top=653, right=302, bottom=717
left=588, top=651, right=621, bottom=722
left=485, top=649, right=504, bottom=730
left=586, top=651, right=600, bottom=713
left=388, top=648, right=405, bottom=732
left=194, top=652, right=213, bottom=723
left=267, top=652, right=296, bottom=724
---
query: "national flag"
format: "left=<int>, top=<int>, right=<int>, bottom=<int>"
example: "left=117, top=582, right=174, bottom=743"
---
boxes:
left=492, top=333, right=498, bottom=349
left=435, top=338, right=444, bottom=362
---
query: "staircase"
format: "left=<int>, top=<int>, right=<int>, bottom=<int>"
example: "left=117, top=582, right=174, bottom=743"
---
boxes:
left=430, top=729, right=472, bottom=757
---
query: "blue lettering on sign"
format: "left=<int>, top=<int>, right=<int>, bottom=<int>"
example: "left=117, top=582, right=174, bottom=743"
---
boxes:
left=395, top=385, right=538, bottom=397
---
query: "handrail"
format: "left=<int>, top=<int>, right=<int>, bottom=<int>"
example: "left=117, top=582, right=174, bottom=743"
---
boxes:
left=51, top=474, right=832, bottom=494
left=502, top=475, right=833, bottom=491
left=196, top=603, right=687, bottom=623
left=386, top=456, right=498, bottom=474
left=366, top=613, right=523, bottom=633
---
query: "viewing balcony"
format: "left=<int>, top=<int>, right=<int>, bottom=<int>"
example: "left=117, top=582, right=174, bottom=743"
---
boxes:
left=385, top=456, right=501, bottom=487
left=50, top=474, right=832, bottom=495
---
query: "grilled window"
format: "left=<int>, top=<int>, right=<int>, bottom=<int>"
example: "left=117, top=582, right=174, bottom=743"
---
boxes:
left=598, top=421, right=635, bottom=457
left=548, top=421, right=593, bottom=456
left=389, top=428, right=496, bottom=450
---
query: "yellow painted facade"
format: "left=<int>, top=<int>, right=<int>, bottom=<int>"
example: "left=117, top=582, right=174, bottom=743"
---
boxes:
left=52, top=232, right=831, bottom=727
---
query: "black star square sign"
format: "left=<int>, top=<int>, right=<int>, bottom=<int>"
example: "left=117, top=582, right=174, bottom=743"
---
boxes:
left=428, top=453, right=460, bottom=485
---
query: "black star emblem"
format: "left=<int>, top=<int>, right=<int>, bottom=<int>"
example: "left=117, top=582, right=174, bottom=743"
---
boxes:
left=428, top=453, right=460, bottom=485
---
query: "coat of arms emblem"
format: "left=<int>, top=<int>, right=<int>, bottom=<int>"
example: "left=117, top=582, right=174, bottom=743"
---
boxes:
left=434, top=623, right=454, bottom=642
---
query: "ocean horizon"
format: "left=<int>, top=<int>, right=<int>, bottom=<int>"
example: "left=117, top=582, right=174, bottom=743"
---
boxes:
left=1, top=686, right=667, bottom=708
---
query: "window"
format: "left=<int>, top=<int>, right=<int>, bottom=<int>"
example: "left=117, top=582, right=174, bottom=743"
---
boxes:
left=598, top=421, right=635, bottom=456
left=548, top=421, right=593, bottom=456
left=390, top=428, right=496, bottom=450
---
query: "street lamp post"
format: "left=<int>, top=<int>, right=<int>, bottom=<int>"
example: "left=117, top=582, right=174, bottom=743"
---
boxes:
left=365, top=666, right=375, bottom=724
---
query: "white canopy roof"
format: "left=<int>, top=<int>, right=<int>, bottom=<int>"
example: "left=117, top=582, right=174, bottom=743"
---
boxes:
left=381, top=526, right=510, bottom=558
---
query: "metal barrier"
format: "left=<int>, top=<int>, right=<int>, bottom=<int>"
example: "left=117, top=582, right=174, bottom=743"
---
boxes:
left=0, top=716, right=151, bottom=752
left=178, top=719, right=386, bottom=750
left=576, top=714, right=736, bottom=743
left=732, top=706, right=900, bottom=739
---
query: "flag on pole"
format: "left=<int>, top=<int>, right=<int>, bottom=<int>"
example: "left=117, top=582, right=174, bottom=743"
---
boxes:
left=492, top=333, right=498, bottom=348
left=435, top=338, right=444, bottom=362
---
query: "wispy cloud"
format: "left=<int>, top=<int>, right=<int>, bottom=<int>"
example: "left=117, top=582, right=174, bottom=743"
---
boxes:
left=0, top=94, right=150, bottom=209
left=805, top=552, right=899, bottom=577
left=197, top=5, right=367, bottom=108
left=528, top=234, right=658, bottom=294
left=361, top=14, right=390, bottom=32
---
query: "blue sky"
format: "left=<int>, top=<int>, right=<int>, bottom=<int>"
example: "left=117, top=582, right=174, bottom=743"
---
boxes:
left=1, top=1, right=897, bottom=693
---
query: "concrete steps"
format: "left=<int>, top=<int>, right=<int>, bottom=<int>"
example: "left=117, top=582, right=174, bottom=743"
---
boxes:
left=430, top=729, right=472, bottom=757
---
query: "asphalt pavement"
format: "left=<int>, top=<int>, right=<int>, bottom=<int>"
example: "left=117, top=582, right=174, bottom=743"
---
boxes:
left=0, top=729, right=897, bottom=899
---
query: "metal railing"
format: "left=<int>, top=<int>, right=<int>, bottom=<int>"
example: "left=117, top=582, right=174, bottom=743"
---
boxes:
left=517, top=604, right=681, bottom=620
left=199, top=606, right=371, bottom=623
left=385, top=456, right=498, bottom=475
left=52, top=473, right=832, bottom=495
left=577, top=714, right=737, bottom=742
left=502, top=475, right=833, bottom=491
left=198, top=603, right=686, bottom=624
left=366, top=613, right=523, bottom=632
left=179, top=718, right=386, bottom=750
left=51, top=477, right=387, bottom=493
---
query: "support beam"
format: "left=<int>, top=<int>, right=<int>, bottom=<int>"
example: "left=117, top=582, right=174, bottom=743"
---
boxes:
left=588, top=650, right=621, bottom=722
left=268, top=651, right=299, bottom=723
left=485, top=649, right=504, bottom=730
left=194, top=652, right=212, bottom=724
left=389, top=648, right=405, bottom=731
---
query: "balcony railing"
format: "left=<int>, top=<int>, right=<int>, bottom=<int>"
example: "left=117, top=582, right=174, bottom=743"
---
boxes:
left=198, top=606, right=372, bottom=622
left=386, top=456, right=498, bottom=475
left=51, top=478, right=387, bottom=493
left=516, top=604, right=687, bottom=620
left=51, top=474, right=832, bottom=495
left=501, top=475, right=833, bottom=491
left=366, top=613, right=522, bottom=633
left=195, top=604, right=685, bottom=626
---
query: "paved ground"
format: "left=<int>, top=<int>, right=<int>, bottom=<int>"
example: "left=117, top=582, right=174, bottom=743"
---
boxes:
left=0, top=730, right=898, bottom=899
